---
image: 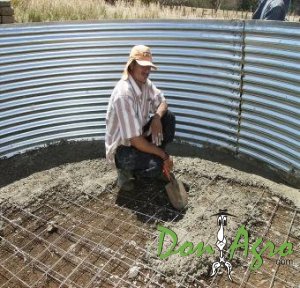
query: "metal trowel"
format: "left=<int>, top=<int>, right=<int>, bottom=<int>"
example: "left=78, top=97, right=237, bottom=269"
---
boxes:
left=163, top=170, right=188, bottom=210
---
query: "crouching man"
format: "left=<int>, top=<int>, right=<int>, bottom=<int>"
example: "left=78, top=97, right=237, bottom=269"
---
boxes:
left=105, top=45, right=175, bottom=191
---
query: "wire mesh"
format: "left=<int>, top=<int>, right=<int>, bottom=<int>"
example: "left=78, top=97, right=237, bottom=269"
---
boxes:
left=0, top=175, right=299, bottom=288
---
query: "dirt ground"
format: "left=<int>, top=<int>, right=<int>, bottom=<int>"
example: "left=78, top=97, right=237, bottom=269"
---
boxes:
left=0, top=143, right=299, bottom=287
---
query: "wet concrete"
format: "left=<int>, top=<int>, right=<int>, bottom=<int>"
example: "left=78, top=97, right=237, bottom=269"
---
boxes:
left=0, top=140, right=299, bottom=189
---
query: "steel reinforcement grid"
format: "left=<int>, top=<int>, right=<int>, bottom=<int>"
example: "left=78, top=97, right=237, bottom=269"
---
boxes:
left=0, top=19, right=299, bottom=181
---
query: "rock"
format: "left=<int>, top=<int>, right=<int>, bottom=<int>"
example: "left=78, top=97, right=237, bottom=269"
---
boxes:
left=12, top=217, right=22, bottom=224
left=46, top=221, right=58, bottom=233
left=129, top=240, right=137, bottom=247
left=128, top=266, right=140, bottom=279
left=69, top=244, right=77, bottom=253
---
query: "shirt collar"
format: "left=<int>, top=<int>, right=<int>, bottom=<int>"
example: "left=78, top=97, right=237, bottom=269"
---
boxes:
left=128, top=74, right=142, bottom=99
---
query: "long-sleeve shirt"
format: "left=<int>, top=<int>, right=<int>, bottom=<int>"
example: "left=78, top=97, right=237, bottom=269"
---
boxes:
left=105, top=75, right=165, bottom=166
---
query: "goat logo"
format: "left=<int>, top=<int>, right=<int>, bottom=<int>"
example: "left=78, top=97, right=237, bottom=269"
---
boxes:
left=210, top=209, right=236, bottom=281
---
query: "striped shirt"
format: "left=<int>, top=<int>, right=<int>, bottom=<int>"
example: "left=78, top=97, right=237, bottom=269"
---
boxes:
left=105, top=75, right=166, bottom=166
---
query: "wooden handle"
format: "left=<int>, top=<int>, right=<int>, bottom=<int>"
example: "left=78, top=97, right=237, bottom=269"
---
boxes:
left=163, top=167, right=171, bottom=181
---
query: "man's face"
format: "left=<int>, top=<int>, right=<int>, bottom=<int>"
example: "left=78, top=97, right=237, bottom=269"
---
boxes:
left=130, top=62, right=151, bottom=86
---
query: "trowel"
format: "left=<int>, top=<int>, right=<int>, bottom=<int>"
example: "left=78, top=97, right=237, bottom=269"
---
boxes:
left=163, top=170, right=188, bottom=210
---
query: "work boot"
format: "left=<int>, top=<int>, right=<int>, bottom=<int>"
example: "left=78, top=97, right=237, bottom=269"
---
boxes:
left=117, top=169, right=135, bottom=191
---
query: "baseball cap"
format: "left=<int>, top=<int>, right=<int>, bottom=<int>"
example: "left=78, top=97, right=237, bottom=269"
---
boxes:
left=122, top=45, right=158, bottom=80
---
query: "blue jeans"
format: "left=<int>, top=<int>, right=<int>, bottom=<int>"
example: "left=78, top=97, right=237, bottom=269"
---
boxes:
left=115, top=110, right=175, bottom=178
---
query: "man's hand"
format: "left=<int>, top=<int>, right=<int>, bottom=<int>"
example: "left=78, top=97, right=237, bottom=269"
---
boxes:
left=130, top=136, right=174, bottom=178
left=163, top=155, right=173, bottom=179
left=151, top=115, right=163, bottom=146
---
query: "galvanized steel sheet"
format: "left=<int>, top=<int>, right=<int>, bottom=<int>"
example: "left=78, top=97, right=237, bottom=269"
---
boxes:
left=241, top=21, right=300, bottom=174
left=0, top=20, right=243, bottom=157
left=1, top=19, right=299, bottom=181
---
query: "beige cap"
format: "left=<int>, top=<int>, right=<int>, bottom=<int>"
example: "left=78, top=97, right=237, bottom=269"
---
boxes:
left=123, top=45, right=158, bottom=80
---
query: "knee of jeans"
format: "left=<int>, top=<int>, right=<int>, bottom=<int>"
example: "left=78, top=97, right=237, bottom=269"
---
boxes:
left=168, top=110, right=176, bottom=120
left=162, top=110, right=175, bottom=127
left=138, top=167, right=162, bottom=178
left=134, top=158, right=162, bottom=178
left=115, top=152, right=135, bottom=171
left=161, top=110, right=175, bottom=143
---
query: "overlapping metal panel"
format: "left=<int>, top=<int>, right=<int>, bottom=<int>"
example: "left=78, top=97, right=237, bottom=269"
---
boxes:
left=1, top=19, right=299, bottom=181
left=240, top=21, right=300, bottom=174
left=0, top=20, right=243, bottom=158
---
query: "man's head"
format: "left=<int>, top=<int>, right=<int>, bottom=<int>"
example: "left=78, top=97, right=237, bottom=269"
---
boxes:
left=123, top=45, right=158, bottom=84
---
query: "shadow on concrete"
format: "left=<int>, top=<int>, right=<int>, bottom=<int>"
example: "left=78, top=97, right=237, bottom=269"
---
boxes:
left=0, top=140, right=105, bottom=188
left=115, top=179, right=186, bottom=223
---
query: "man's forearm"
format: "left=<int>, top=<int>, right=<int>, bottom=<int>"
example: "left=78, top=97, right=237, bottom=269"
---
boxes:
left=130, top=136, right=168, bottom=160
left=154, top=101, right=168, bottom=119
left=130, top=101, right=169, bottom=158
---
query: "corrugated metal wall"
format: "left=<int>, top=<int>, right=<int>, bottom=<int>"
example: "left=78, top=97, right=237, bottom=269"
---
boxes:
left=0, top=20, right=243, bottom=157
left=0, top=20, right=299, bottom=180
left=240, top=21, right=300, bottom=175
